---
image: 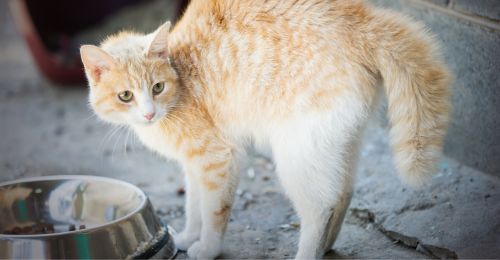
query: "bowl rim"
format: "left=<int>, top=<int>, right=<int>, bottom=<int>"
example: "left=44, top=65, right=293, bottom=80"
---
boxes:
left=0, top=174, right=148, bottom=238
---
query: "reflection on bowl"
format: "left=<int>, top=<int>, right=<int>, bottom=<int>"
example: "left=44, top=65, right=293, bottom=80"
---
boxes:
left=0, top=175, right=176, bottom=259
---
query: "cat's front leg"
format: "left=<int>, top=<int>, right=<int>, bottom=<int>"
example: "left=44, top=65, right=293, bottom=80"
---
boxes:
left=186, top=155, right=238, bottom=259
left=174, top=171, right=202, bottom=250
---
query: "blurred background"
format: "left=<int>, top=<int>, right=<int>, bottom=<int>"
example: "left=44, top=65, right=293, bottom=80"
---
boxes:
left=0, top=0, right=499, bottom=258
left=8, top=0, right=187, bottom=84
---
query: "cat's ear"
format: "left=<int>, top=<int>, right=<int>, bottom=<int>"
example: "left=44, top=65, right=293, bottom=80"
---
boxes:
left=147, top=21, right=171, bottom=60
left=80, top=45, right=116, bottom=84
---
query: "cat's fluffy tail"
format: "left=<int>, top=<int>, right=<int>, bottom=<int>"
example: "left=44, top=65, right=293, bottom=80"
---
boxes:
left=375, top=12, right=451, bottom=186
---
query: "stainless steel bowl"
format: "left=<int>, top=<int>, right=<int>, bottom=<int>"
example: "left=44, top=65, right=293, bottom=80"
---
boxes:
left=0, top=175, right=176, bottom=259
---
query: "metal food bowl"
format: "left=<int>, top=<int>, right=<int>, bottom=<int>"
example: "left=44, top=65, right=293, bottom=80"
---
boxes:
left=0, top=175, right=176, bottom=259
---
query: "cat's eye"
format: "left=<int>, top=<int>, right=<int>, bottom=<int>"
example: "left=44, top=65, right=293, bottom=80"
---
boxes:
left=152, top=82, right=165, bottom=95
left=118, top=90, right=133, bottom=102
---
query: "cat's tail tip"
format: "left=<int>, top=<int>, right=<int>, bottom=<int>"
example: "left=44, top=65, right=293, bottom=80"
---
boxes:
left=392, top=143, right=442, bottom=187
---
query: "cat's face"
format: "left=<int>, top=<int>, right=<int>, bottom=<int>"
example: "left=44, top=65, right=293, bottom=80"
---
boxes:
left=81, top=22, right=178, bottom=126
left=85, top=54, right=179, bottom=126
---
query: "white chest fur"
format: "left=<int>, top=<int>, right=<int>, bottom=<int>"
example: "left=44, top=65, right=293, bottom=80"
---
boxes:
left=132, top=124, right=178, bottom=160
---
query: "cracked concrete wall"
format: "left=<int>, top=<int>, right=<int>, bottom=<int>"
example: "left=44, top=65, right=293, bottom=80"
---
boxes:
left=370, top=0, right=500, bottom=176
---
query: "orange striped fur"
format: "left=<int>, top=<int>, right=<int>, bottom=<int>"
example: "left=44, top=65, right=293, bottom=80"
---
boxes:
left=80, top=1, right=451, bottom=258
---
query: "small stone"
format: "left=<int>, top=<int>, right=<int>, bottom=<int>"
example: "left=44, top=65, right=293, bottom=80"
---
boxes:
left=262, top=176, right=270, bottom=181
left=79, top=224, right=86, bottom=230
left=279, top=224, right=291, bottom=230
left=242, top=192, right=254, bottom=200
left=176, top=187, right=185, bottom=196
left=68, top=224, right=76, bottom=231
left=246, top=167, right=255, bottom=180
left=290, top=222, right=300, bottom=229
left=484, top=194, right=491, bottom=199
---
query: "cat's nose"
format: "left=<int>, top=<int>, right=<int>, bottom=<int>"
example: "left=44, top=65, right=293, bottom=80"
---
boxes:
left=144, top=112, right=155, bottom=121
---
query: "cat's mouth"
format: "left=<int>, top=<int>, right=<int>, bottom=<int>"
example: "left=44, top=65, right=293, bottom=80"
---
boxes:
left=141, top=118, right=158, bottom=125
left=137, top=112, right=165, bottom=126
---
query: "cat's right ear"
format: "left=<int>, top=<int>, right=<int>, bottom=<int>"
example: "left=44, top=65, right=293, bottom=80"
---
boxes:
left=147, top=21, right=171, bottom=60
left=80, top=45, right=116, bottom=84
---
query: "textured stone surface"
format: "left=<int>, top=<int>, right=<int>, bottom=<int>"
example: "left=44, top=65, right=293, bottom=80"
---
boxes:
left=453, top=0, right=500, bottom=21
left=371, top=0, right=500, bottom=177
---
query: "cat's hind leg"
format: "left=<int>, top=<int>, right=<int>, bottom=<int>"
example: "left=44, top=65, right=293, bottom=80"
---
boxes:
left=270, top=115, right=361, bottom=259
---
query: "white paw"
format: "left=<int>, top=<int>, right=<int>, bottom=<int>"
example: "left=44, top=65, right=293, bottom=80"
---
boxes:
left=173, top=232, right=199, bottom=251
left=187, top=240, right=222, bottom=259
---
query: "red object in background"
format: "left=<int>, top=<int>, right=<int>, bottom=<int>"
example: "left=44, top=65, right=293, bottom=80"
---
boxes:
left=8, top=0, right=187, bottom=85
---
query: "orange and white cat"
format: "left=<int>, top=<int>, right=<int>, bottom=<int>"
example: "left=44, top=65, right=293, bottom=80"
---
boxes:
left=80, top=0, right=451, bottom=258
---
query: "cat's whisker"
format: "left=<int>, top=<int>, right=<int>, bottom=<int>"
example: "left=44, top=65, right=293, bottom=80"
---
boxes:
left=123, top=126, right=132, bottom=157
left=128, top=127, right=139, bottom=147
left=99, top=125, right=123, bottom=159
left=82, top=113, right=97, bottom=123
left=98, top=125, right=120, bottom=153
left=110, top=125, right=127, bottom=163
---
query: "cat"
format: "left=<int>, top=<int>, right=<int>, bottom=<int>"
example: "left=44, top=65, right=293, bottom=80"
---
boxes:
left=80, top=0, right=451, bottom=258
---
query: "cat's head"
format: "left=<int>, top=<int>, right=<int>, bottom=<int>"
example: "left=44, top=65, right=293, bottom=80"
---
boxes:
left=80, top=22, right=179, bottom=126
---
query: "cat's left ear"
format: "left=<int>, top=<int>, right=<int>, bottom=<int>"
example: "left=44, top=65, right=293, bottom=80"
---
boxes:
left=80, top=45, right=116, bottom=84
left=147, top=21, right=171, bottom=60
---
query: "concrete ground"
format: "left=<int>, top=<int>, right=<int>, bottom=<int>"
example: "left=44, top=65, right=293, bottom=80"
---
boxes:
left=1, top=3, right=499, bottom=259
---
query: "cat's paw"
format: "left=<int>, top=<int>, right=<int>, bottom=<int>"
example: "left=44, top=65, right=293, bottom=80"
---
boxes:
left=187, top=240, right=221, bottom=259
left=173, top=232, right=199, bottom=251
